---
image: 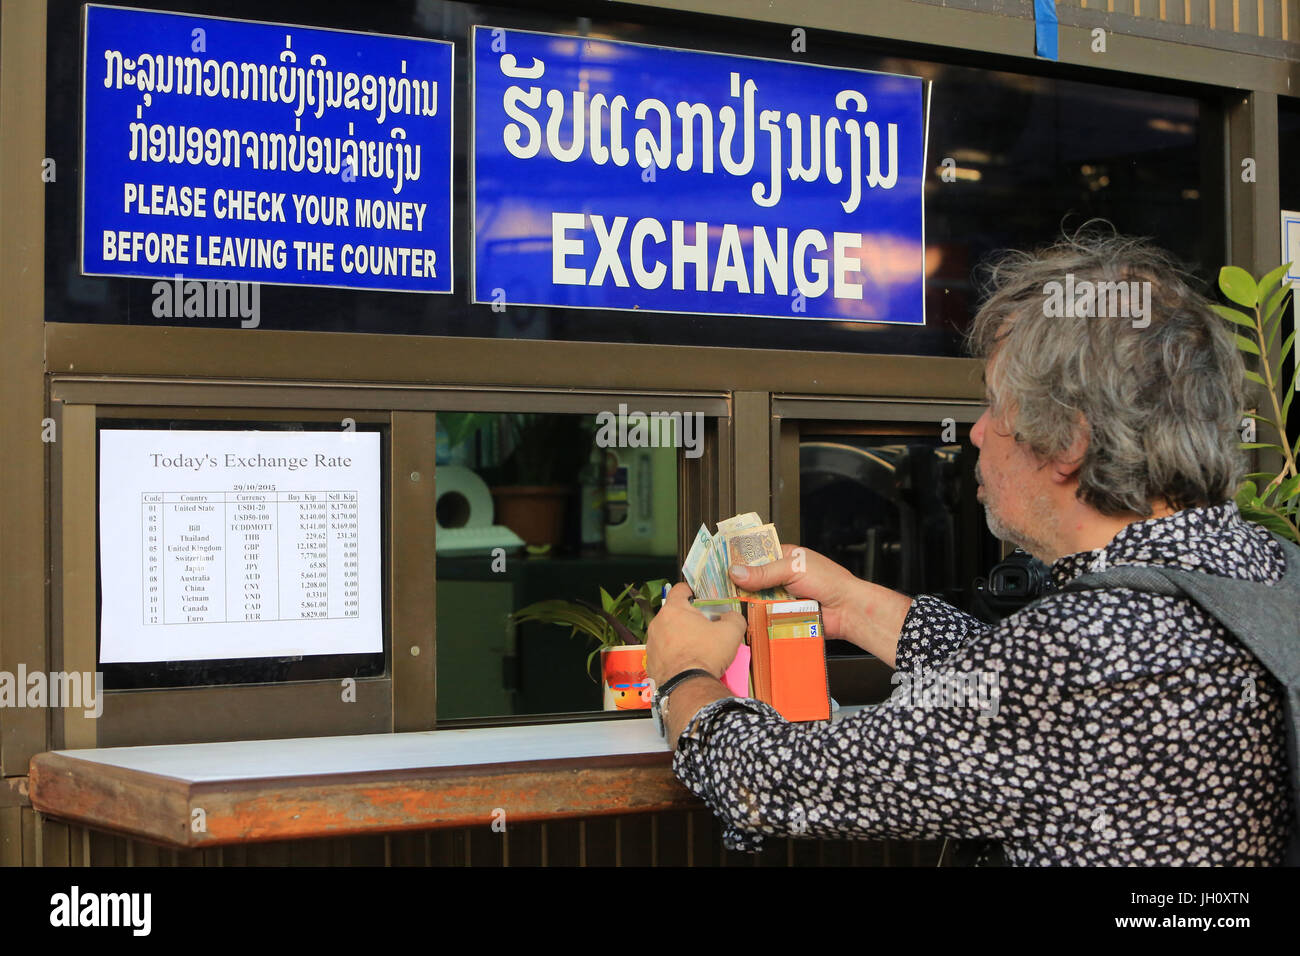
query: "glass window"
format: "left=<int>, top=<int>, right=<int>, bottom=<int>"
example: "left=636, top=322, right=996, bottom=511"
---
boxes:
left=785, top=416, right=1005, bottom=707
left=799, top=424, right=1002, bottom=625
left=434, top=409, right=698, bottom=721
left=1279, top=97, right=1300, bottom=213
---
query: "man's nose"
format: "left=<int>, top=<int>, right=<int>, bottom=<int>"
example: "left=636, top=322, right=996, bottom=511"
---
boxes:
left=971, top=408, right=988, bottom=448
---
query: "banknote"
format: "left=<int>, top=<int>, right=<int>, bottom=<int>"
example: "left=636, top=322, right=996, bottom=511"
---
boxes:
left=722, top=523, right=791, bottom=600
left=682, top=524, right=713, bottom=596
left=706, top=535, right=729, bottom=599
left=684, top=514, right=791, bottom=601
left=716, top=512, right=762, bottom=535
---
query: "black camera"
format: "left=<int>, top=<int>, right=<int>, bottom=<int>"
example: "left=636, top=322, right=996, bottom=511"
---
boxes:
left=972, top=549, right=1052, bottom=619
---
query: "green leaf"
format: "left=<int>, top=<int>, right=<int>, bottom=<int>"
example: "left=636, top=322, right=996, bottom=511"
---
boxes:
left=1273, top=474, right=1300, bottom=503
left=599, top=587, right=614, bottom=613
left=1261, top=283, right=1292, bottom=328
left=437, top=412, right=493, bottom=450
left=1244, top=369, right=1268, bottom=387
left=1280, top=329, right=1296, bottom=366
left=1265, top=302, right=1284, bottom=354
left=1219, top=266, right=1259, bottom=308
left=1210, top=303, right=1256, bottom=329
left=577, top=597, right=640, bottom=645
left=645, top=578, right=669, bottom=605
left=1240, top=507, right=1296, bottom=539
left=608, top=583, right=637, bottom=621
left=1238, top=495, right=1300, bottom=543
left=1233, top=333, right=1260, bottom=356
left=510, top=600, right=616, bottom=646
left=631, top=595, right=654, bottom=627
left=1246, top=410, right=1280, bottom=430
left=1257, top=261, right=1293, bottom=302
left=1236, top=480, right=1258, bottom=502
left=1240, top=442, right=1284, bottom=453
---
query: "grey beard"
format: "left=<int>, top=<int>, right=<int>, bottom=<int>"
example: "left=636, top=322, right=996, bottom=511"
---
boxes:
left=982, top=502, right=1053, bottom=563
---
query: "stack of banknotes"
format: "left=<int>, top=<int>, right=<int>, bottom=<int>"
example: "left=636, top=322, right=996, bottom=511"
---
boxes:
left=682, top=512, right=793, bottom=601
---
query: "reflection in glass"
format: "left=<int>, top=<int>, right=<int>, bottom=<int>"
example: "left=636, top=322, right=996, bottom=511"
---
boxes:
left=800, top=430, right=1002, bottom=633
left=434, top=411, right=682, bottom=720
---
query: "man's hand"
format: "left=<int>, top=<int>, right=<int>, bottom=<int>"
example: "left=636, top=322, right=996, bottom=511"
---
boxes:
left=646, top=582, right=745, bottom=750
left=645, top=582, right=746, bottom=686
left=729, top=544, right=914, bottom=667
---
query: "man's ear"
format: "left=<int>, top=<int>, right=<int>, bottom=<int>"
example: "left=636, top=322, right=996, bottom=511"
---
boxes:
left=1052, top=415, right=1089, bottom=484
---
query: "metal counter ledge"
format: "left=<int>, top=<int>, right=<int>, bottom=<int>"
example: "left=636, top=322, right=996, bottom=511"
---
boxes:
left=26, top=717, right=698, bottom=848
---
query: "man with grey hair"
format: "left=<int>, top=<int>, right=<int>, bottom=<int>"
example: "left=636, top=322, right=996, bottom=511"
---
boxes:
left=646, top=229, right=1297, bottom=865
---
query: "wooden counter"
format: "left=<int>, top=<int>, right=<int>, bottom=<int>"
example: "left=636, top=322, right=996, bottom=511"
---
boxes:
left=28, top=718, right=702, bottom=848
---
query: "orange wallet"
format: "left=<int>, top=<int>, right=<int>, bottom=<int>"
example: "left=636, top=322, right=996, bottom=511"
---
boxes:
left=744, top=599, right=832, bottom=722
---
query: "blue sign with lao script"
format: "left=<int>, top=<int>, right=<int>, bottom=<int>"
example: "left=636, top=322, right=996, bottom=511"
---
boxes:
left=472, top=27, right=926, bottom=323
left=82, top=5, right=453, bottom=294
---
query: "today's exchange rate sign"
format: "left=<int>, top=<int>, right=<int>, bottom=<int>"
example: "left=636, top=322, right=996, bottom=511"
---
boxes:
left=473, top=27, right=926, bottom=323
left=83, top=5, right=454, bottom=293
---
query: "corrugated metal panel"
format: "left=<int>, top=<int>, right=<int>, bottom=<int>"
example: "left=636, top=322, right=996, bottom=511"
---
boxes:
left=3, top=809, right=944, bottom=867
left=916, top=0, right=1295, bottom=44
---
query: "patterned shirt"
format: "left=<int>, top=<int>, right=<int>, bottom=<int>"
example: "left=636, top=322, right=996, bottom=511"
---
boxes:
left=672, top=502, right=1294, bottom=865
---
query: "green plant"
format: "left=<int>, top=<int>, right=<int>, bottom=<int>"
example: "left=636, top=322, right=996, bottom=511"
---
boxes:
left=509, top=579, right=669, bottom=677
left=437, top=412, right=494, bottom=452
left=1215, top=261, right=1298, bottom=542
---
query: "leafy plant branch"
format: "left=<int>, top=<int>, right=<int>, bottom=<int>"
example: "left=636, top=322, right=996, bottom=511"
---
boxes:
left=1217, top=262, right=1299, bottom=542
left=509, top=579, right=669, bottom=679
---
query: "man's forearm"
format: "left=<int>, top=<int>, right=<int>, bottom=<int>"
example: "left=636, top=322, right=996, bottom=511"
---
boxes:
left=658, top=579, right=915, bottom=750
left=664, top=676, right=732, bottom=751
left=838, top=579, right=915, bottom=668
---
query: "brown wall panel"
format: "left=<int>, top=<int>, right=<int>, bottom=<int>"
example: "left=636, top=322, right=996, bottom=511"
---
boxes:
left=0, top=808, right=22, bottom=867
left=0, top=0, right=49, bottom=780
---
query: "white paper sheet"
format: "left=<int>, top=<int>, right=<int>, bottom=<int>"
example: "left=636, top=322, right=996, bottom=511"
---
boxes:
left=98, top=429, right=383, bottom=663
left=1283, top=210, right=1300, bottom=391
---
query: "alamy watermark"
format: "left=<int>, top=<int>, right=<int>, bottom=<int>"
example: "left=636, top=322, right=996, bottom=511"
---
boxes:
left=0, top=667, right=103, bottom=718
left=152, top=273, right=261, bottom=327
left=595, top=403, right=704, bottom=459
left=50, top=886, right=150, bottom=935
left=1042, top=273, right=1150, bottom=328
left=889, top=663, right=1000, bottom=718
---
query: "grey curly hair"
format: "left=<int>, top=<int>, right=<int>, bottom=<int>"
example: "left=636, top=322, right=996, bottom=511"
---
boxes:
left=966, top=226, right=1247, bottom=517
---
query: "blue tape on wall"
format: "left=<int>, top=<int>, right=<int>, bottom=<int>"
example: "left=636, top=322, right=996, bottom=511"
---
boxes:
left=1034, top=0, right=1059, bottom=60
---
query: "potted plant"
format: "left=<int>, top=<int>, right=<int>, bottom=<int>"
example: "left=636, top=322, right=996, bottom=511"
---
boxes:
left=486, top=413, right=594, bottom=549
left=509, top=579, right=668, bottom=710
left=1214, top=262, right=1298, bottom=543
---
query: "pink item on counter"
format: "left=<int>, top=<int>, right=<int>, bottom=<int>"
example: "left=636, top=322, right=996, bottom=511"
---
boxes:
left=722, top=644, right=751, bottom=698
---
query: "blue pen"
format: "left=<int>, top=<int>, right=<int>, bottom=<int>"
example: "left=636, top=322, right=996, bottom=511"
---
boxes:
left=661, top=582, right=671, bottom=602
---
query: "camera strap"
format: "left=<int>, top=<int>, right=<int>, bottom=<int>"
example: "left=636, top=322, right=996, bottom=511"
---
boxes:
left=1057, top=531, right=1300, bottom=866
left=943, top=531, right=1300, bottom=867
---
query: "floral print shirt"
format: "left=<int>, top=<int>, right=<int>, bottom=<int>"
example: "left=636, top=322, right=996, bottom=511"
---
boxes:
left=671, top=502, right=1294, bottom=865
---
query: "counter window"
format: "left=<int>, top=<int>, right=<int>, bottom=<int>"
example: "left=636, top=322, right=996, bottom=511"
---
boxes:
left=434, top=409, right=708, bottom=722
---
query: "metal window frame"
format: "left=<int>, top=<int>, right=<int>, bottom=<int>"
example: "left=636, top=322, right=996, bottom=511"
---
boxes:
left=769, top=394, right=988, bottom=545
left=43, top=378, right=730, bottom=747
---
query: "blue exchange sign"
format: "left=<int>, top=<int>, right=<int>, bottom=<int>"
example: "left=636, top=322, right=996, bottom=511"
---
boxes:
left=473, top=27, right=927, bottom=323
left=82, top=5, right=454, bottom=294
